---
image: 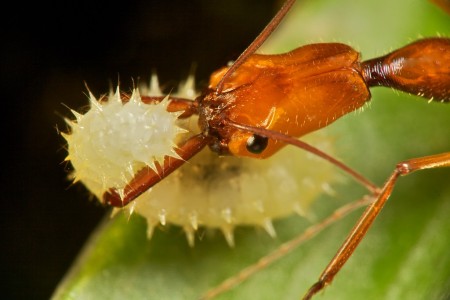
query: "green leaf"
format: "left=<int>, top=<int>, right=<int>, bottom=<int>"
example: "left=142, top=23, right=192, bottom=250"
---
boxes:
left=53, top=0, right=450, bottom=300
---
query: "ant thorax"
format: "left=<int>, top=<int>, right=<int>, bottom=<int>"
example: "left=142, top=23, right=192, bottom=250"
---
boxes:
left=63, top=75, right=338, bottom=246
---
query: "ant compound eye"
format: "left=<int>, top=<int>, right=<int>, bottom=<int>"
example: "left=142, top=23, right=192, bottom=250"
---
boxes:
left=246, top=134, right=268, bottom=154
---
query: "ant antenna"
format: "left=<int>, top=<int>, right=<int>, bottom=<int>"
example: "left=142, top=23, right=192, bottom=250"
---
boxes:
left=215, top=0, right=296, bottom=94
left=224, top=119, right=379, bottom=194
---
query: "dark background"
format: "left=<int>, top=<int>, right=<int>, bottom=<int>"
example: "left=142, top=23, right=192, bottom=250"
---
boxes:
left=1, top=1, right=278, bottom=299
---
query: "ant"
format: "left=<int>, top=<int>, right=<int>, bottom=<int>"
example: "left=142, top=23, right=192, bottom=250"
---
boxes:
left=67, top=0, right=449, bottom=299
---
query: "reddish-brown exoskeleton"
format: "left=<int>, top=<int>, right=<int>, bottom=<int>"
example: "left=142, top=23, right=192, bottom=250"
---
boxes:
left=100, top=0, right=449, bottom=298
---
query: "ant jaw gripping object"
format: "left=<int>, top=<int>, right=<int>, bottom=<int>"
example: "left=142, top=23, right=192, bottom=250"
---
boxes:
left=64, top=75, right=339, bottom=247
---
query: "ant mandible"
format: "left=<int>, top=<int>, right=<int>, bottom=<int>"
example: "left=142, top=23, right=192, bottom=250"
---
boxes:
left=98, top=0, right=449, bottom=299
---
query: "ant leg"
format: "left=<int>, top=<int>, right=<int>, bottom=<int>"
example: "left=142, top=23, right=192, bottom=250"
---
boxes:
left=200, top=195, right=374, bottom=300
left=303, top=152, right=450, bottom=300
left=225, top=119, right=379, bottom=194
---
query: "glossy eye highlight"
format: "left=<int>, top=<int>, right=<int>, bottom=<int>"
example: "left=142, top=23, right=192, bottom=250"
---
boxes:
left=246, top=134, right=269, bottom=154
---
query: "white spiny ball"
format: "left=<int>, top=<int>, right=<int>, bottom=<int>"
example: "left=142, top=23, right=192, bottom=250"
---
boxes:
left=64, top=87, right=185, bottom=200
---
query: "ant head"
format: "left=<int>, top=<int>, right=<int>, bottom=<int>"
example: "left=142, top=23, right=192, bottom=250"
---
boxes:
left=192, top=0, right=297, bottom=159
left=198, top=63, right=286, bottom=159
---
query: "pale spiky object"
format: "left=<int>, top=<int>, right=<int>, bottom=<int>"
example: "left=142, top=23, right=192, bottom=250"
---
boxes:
left=63, top=86, right=185, bottom=201
left=63, top=75, right=338, bottom=247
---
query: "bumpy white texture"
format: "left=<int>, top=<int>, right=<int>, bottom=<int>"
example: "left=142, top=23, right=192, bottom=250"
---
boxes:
left=129, top=130, right=337, bottom=246
left=64, top=76, right=338, bottom=246
left=64, top=87, right=185, bottom=201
